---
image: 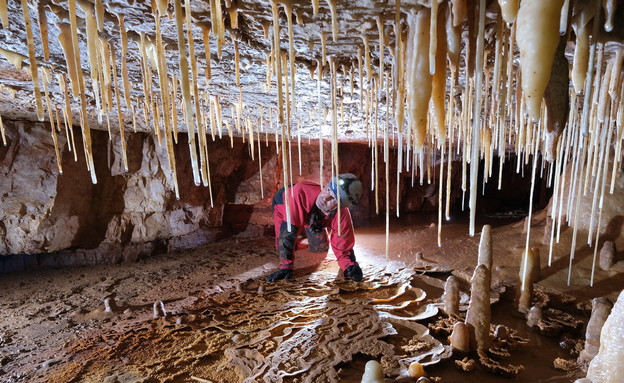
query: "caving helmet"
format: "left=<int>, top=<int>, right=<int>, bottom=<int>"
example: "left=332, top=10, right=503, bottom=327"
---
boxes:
left=328, top=173, right=363, bottom=208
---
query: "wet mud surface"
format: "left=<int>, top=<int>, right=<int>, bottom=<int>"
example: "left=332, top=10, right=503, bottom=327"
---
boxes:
left=1, top=213, right=622, bottom=382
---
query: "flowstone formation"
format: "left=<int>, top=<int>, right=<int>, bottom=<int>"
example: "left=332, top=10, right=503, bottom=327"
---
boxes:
left=35, top=256, right=450, bottom=383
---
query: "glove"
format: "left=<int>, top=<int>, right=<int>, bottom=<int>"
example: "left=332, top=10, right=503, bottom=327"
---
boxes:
left=265, top=268, right=292, bottom=282
left=345, top=264, right=363, bottom=282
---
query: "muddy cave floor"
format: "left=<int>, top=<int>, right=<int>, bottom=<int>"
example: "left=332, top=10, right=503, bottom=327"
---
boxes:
left=1, top=211, right=623, bottom=383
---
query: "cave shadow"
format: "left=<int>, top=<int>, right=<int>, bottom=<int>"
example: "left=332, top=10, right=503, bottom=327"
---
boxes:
left=538, top=242, right=595, bottom=281
left=568, top=271, right=624, bottom=301
left=601, top=215, right=624, bottom=242
left=539, top=216, right=624, bottom=282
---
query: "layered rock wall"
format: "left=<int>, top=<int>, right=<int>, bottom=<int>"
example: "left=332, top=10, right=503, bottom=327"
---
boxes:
left=0, top=122, right=508, bottom=271
left=1, top=122, right=373, bottom=271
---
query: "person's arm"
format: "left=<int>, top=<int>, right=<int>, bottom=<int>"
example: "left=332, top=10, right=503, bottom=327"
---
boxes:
left=267, top=198, right=299, bottom=282
left=277, top=221, right=298, bottom=270
left=328, top=209, right=362, bottom=281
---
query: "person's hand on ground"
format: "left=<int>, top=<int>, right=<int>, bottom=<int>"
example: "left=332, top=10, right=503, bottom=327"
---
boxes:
left=265, top=268, right=292, bottom=282
left=345, top=264, right=363, bottom=282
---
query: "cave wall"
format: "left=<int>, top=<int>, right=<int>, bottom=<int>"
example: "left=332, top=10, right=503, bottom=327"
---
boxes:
left=2, top=121, right=570, bottom=272
left=0, top=122, right=377, bottom=271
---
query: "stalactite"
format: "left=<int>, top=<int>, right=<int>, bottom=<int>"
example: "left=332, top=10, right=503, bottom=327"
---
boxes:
left=515, top=0, right=565, bottom=121
left=99, top=36, right=113, bottom=116
left=0, top=113, right=5, bottom=146
left=0, top=0, right=8, bottom=28
left=20, top=0, right=44, bottom=121
left=468, top=0, right=486, bottom=236
left=285, top=2, right=296, bottom=115
left=110, top=45, right=128, bottom=172
left=430, top=3, right=447, bottom=143
left=330, top=57, right=341, bottom=235
left=68, top=0, right=96, bottom=183
left=37, top=2, right=49, bottom=61
left=326, top=0, right=338, bottom=42
left=200, top=22, right=212, bottom=86
left=41, top=69, right=62, bottom=174
left=271, top=1, right=284, bottom=124
left=376, top=15, right=385, bottom=91
left=174, top=0, right=201, bottom=186
left=117, top=14, right=132, bottom=110
left=405, top=9, right=431, bottom=153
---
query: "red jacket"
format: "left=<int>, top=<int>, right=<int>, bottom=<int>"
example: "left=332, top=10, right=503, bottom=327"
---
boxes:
left=272, top=181, right=357, bottom=270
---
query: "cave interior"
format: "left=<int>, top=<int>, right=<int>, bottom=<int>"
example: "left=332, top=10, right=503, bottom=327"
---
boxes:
left=1, top=0, right=624, bottom=382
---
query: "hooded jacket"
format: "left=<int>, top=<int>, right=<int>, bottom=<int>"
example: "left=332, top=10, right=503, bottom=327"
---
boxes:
left=272, top=181, right=357, bottom=271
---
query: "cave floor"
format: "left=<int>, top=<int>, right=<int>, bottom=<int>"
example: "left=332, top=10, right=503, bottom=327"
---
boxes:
left=1, top=211, right=623, bottom=383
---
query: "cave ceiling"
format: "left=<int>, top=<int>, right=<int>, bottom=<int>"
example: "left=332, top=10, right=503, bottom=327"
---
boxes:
left=0, top=0, right=623, bottom=146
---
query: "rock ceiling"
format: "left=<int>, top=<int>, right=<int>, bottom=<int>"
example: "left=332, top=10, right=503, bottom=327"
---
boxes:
left=0, top=0, right=620, bottom=140
left=0, top=0, right=440, bottom=139
left=0, top=1, right=623, bottom=197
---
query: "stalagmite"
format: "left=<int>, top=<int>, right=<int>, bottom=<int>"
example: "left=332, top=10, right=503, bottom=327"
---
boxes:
left=518, top=247, right=540, bottom=313
left=498, top=0, right=519, bottom=24
left=526, top=305, right=542, bottom=327
left=465, top=264, right=491, bottom=351
left=408, top=362, right=425, bottom=378
left=442, top=275, right=460, bottom=316
left=361, top=360, right=384, bottom=383
left=449, top=322, right=471, bottom=352
left=37, top=2, right=50, bottom=61
left=586, top=291, right=624, bottom=383
left=20, top=0, right=44, bottom=121
left=599, top=241, right=617, bottom=271
left=580, top=297, right=613, bottom=364
left=478, top=224, right=492, bottom=270
left=515, top=0, right=565, bottom=121
left=153, top=301, right=167, bottom=319
left=405, top=9, right=431, bottom=152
